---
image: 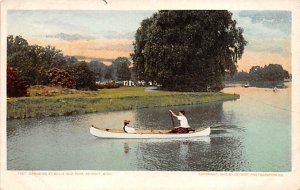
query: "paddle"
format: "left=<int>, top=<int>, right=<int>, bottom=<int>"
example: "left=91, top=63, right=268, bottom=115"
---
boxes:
left=170, top=112, right=175, bottom=128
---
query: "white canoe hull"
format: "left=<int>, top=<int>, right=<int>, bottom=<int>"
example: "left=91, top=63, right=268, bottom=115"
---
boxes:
left=90, top=127, right=211, bottom=139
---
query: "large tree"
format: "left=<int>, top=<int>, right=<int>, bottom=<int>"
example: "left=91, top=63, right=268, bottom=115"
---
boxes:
left=132, top=10, right=247, bottom=91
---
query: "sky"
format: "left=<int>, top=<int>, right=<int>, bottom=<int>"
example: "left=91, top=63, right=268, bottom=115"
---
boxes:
left=7, top=10, right=291, bottom=72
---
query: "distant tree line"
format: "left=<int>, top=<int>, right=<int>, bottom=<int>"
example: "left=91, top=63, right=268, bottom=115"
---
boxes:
left=7, top=35, right=132, bottom=97
left=225, top=64, right=290, bottom=82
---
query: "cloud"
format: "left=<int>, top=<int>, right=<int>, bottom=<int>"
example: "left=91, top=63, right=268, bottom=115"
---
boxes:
left=8, top=10, right=154, bottom=39
left=45, top=33, right=95, bottom=41
left=100, top=31, right=135, bottom=39
left=231, top=11, right=291, bottom=72
left=45, top=31, right=136, bottom=42
left=246, top=38, right=291, bottom=57
left=238, top=11, right=291, bottom=34
left=26, top=37, right=133, bottom=59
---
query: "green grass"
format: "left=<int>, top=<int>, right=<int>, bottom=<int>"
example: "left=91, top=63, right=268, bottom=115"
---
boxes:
left=7, top=87, right=239, bottom=119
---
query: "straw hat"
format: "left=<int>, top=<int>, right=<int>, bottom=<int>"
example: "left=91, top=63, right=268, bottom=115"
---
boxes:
left=124, top=120, right=130, bottom=123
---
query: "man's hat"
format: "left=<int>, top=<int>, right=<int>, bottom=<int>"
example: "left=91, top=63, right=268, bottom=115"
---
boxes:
left=124, top=120, right=130, bottom=123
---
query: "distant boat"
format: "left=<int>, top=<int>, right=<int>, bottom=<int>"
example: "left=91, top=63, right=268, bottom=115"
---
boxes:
left=276, top=83, right=285, bottom=88
left=243, top=83, right=250, bottom=88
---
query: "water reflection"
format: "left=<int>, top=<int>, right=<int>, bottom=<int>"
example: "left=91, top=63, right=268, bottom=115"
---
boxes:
left=136, top=139, right=208, bottom=171
left=131, top=132, right=245, bottom=171
left=124, top=142, right=129, bottom=154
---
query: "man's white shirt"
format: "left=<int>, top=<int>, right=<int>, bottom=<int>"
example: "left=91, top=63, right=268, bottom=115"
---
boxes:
left=177, top=115, right=190, bottom=128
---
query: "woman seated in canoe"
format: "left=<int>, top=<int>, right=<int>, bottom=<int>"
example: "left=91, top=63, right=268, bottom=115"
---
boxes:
left=123, top=120, right=136, bottom=134
left=169, top=110, right=195, bottom=133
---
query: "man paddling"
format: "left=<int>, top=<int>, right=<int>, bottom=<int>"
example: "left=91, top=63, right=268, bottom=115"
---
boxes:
left=169, top=110, right=195, bottom=133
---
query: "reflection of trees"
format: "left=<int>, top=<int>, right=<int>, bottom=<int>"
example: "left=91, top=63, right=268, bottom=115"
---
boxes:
left=188, top=137, right=246, bottom=171
left=134, top=101, right=224, bottom=130
left=134, top=141, right=196, bottom=171
left=135, top=136, right=246, bottom=171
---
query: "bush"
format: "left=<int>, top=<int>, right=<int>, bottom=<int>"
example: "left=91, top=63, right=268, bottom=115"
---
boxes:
left=46, top=68, right=75, bottom=88
left=96, top=81, right=120, bottom=89
left=7, top=66, right=27, bottom=97
left=96, top=83, right=105, bottom=89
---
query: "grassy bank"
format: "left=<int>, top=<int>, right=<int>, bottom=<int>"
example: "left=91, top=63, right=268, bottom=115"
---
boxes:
left=7, top=87, right=239, bottom=119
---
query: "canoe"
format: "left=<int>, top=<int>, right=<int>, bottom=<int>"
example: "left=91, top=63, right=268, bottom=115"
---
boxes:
left=89, top=125, right=211, bottom=139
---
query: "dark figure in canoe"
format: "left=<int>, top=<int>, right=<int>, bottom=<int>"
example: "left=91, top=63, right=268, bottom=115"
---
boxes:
left=169, top=110, right=195, bottom=133
left=123, top=120, right=136, bottom=133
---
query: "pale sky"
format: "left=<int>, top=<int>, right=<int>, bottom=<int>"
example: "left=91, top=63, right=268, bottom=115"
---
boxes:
left=8, top=10, right=291, bottom=72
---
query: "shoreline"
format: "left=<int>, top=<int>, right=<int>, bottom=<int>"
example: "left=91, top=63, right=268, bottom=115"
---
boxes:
left=7, top=87, right=240, bottom=119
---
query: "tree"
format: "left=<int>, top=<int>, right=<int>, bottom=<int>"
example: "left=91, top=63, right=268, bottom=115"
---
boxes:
left=112, top=57, right=131, bottom=80
left=249, top=66, right=263, bottom=81
left=104, top=66, right=113, bottom=80
left=249, top=64, right=288, bottom=82
left=225, top=71, right=250, bottom=81
left=7, top=66, right=27, bottom=97
left=7, top=35, right=33, bottom=85
left=262, top=64, right=285, bottom=81
left=66, top=62, right=97, bottom=90
left=132, top=10, right=247, bottom=91
left=87, top=61, right=107, bottom=81
left=283, top=70, right=290, bottom=79
left=117, top=62, right=131, bottom=81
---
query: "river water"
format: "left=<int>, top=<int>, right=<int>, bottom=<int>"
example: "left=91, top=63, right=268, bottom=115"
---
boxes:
left=7, top=84, right=291, bottom=171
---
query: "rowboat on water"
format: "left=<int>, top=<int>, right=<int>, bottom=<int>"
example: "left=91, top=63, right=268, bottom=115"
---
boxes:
left=243, top=83, right=250, bottom=88
left=90, top=125, right=211, bottom=139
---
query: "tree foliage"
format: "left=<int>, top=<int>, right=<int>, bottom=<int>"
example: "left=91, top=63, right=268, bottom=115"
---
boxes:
left=104, top=66, right=113, bottom=80
left=7, top=35, right=67, bottom=85
left=132, top=10, right=247, bottom=91
left=87, top=61, right=106, bottom=81
left=117, top=62, right=131, bottom=81
left=7, top=66, right=27, bottom=97
left=112, top=57, right=131, bottom=81
left=65, top=62, right=97, bottom=90
left=46, top=68, right=75, bottom=88
left=249, top=64, right=289, bottom=81
left=7, top=35, right=98, bottom=90
left=225, top=71, right=250, bottom=81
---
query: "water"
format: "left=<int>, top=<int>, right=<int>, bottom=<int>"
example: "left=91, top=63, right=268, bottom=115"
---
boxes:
left=7, top=84, right=291, bottom=171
